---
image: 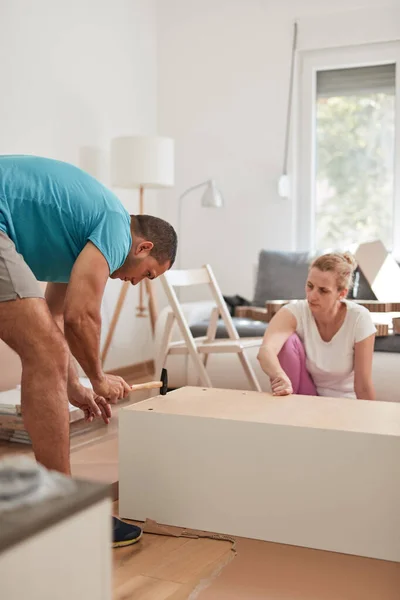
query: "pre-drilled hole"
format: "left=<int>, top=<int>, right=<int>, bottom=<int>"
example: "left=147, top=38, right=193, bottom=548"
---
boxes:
left=148, top=408, right=154, bottom=411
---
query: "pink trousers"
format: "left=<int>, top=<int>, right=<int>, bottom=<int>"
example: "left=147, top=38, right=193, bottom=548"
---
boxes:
left=277, top=334, right=318, bottom=395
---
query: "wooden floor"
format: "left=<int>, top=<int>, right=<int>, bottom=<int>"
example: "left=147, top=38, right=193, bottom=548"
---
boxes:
left=112, top=510, right=400, bottom=600
left=1, top=376, right=400, bottom=599
left=113, top=503, right=234, bottom=600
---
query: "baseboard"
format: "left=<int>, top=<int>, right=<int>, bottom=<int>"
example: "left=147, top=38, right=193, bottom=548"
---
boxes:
left=106, top=359, right=155, bottom=382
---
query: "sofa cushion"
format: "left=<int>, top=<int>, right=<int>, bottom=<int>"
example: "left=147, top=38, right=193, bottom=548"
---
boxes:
left=190, top=318, right=267, bottom=339
left=252, top=250, right=311, bottom=306
left=374, top=335, right=400, bottom=353
left=190, top=318, right=400, bottom=353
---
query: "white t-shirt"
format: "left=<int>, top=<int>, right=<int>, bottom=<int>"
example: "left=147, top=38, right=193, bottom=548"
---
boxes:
left=284, top=299, right=376, bottom=398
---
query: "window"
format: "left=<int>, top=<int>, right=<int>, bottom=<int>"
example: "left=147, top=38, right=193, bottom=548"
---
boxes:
left=296, top=44, right=400, bottom=256
left=316, top=64, right=395, bottom=250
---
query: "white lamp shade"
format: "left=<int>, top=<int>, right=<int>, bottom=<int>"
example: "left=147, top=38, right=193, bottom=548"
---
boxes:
left=111, top=136, right=174, bottom=189
left=200, top=180, right=224, bottom=208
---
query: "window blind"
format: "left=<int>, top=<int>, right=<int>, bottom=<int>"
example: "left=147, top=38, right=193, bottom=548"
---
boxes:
left=317, top=63, right=395, bottom=97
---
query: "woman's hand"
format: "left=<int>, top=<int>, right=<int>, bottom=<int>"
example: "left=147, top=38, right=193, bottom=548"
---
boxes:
left=270, top=373, right=293, bottom=396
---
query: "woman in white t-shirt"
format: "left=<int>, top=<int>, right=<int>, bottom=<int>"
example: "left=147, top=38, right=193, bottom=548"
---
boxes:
left=257, top=252, right=376, bottom=399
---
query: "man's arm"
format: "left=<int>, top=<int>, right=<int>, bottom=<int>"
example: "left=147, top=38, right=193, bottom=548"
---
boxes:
left=63, top=242, right=130, bottom=403
left=45, top=281, right=111, bottom=422
left=45, top=282, right=80, bottom=387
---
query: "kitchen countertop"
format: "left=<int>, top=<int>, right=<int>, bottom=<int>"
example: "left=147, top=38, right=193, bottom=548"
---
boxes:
left=0, top=478, right=111, bottom=554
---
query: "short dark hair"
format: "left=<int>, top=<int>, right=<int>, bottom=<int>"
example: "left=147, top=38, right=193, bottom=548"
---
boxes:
left=131, top=214, right=177, bottom=266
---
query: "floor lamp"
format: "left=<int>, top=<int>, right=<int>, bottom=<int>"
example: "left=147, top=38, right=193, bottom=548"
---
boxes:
left=101, top=135, right=174, bottom=366
left=178, top=179, right=224, bottom=270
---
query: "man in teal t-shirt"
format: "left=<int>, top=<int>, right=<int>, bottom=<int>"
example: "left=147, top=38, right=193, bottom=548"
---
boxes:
left=0, top=155, right=134, bottom=283
left=0, top=155, right=177, bottom=546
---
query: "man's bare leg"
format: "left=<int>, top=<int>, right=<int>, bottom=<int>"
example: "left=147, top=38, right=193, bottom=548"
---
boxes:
left=0, top=297, right=70, bottom=474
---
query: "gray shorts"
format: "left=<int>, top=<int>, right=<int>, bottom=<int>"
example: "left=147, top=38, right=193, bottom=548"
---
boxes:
left=0, top=231, right=44, bottom=302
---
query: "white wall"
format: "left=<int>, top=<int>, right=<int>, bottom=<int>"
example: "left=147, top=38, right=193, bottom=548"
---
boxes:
left=1, top=0, right=399, bottom=386
left=0, top=0, right=158, bottom=375
left=157, top=0, right=400, bottom=301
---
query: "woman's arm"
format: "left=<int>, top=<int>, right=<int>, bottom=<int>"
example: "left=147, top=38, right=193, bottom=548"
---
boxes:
left=257, top=308, right=297, bottom=379
left=354, top=333, right=376, bottom=400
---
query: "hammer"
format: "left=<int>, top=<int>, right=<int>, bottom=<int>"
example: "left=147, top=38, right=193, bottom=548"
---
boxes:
left=130, top=368, right=168, bottom=396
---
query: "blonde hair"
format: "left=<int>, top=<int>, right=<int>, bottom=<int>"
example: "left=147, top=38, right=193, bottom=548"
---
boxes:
left=310, top=252, right=357, bottom=292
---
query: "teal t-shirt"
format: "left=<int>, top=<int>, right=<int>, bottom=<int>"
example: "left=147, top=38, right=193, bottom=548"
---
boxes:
left=0, top=155, right=132, bottom=282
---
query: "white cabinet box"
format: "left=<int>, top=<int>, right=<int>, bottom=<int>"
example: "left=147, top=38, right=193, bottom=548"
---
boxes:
left=120, top=386, right=400, bottom=562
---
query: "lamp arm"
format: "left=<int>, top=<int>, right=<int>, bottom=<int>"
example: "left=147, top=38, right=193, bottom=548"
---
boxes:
left=178, top=180, right=209, bottom=202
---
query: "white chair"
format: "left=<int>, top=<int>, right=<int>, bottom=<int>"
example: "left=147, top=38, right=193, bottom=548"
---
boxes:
left=156, top=264, right=263, bottom=391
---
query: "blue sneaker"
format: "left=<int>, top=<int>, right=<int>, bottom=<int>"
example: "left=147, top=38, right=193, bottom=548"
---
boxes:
left=112, top=516, right=143, bottom=548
